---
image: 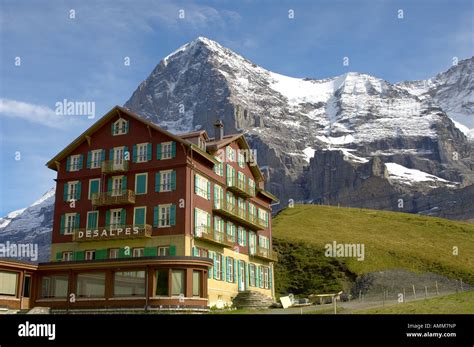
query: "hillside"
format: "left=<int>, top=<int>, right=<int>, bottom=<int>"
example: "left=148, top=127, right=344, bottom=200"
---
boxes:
left=272, top=205, right=474, bottom=296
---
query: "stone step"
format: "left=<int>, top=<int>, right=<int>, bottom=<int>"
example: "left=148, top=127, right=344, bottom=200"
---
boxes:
left=232, top=291, right=274, bottom=309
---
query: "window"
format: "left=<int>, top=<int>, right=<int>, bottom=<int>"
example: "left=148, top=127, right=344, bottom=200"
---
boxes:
left=238, top=227, right=247, bottom=247
left=158, top=246, right=169, bottom=256
left=214, top=156, right=223, bottom=176
left=114, top=271, right=145, bottom=297
left=259, top=235, right=270, bottom=249
left=238, top=151, right=245, bottom=168
left=133, top=207, right=146, bottom=226
left=86, top=211, right=99, bottom=230
left=194, top=208, right=210, bottom=235
left=156, top=269, right=169, bottom=296
left=160, top=142, right=173, bottom=160
left=64, top=213, right=78, bottom=235
left=135, top=173, right=148, bottom=195
left=238, top=198, right=246, bottom=218
left=160, top=170, right=173, bottom=192
left=214, top=216, right=224, bottom=234
left=23, top=276, right=31, bottom=298
left=88, top=179, right=100, bottom=200
left=88, top=149, right=103, bottom=169
left=132, top=248, right=144, bottom=258
left=134, top=143, right=151, bottom=163
left=112, top=118, right=128, bottom=136
left=85, top=250, right=96, bottom=260
left=77, top=273, right=106, bottom=298
left=0, top=271, right=18, bottom=296
left=171, top=270, right=185, bottom=296
left=193, top=271, right=202, bottom=297
left=226, top=146, right=235, bottom=162
left=263, top=267, right=269, bottom=289
left=248, top=203, right=257, bottom=221
left=249, top=264, right=256, bottom=287
left=237, top=171, right=246, bottom=188
left=195, top=247, right=208, bottom=258
left=155, top=204, right=175, bottom=228
left=65, top=181, right=81, bottom=201
left=109, top=248, right=119, bottom=259
left=226, top=164, right=235, bottom=186
left=110, top=209, right=122, bottom=228
left=111, top=146, right=127, bottom=168
left=68, top=154, right=83, bottom=172
left=226, top=222, right=236, bottom=242
left=226, top=257, right=234, bottom=282
left=226, top=191, right=235, bottom=208
left=258, top=208, right=269, bottom=228
left=249, top=232, right=257, bottom=255
left=213, top=184, right=224, bottom=209
left=215, top=254, right=222, bottom=280
left=109, top=175, right=125, bottom=196
left=62, top=252, right=73, bottom=262
left=194, top=174, right=210, bottom=199
left=248, top=178, right=255, bottom=195
left=40, top=274, right=68, bottom=298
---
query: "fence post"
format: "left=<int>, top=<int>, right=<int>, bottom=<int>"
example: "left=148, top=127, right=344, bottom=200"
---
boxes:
left=435, top=281, right=439, bottom=296
left=424, top=286, right=428, bottom=299
left=412, top=285, right=416, bottom=299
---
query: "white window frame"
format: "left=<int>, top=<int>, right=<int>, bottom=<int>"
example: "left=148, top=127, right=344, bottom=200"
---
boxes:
left=64, top=212, right=77, bottom=235
left=161, top=141, right=173, bottom=160
left=159, top=204, right=171, bottom=228
left=158, top=246, right=169, bottom=256
left=132, top=248, right=144, bottom=258
left=214, top=156, right=223, bottom=176
left=113, top=119, right=128, bottom=136
left=249, top=264, right=256, bottom=286
left=195, top=174, right=209, bottom=199
left=215, top=253, right=222, bottom=280
left=90, top=149, right=102, bottom=169
left=110, top=208, right=122, bottom=228
left=160, top=170, right=173, bottom=192
left=62, top=252, right=73, bottom=262
left=134, top=172, right=148, bottom=195
left=136, top=142, right=149, bottom=163
left=238, top=151, right=245, bottom=168
left=88, top=178, right=101, bottom=200
left=195, top=208, right=210, bottom=235
left=69, top=154, right=81, bottom=172
left=67, top=181, right=79, bottom=201
left=85, top=250, right=95, bottom=261
left=111, top=175, right=124, bottom=196
left=133, top=206, right=147, bottom=226
left=109, top=248, right=119, bottom=259
left=228, top=257, right=234, bottom=282
left=263, top=267, right=269, bottom=289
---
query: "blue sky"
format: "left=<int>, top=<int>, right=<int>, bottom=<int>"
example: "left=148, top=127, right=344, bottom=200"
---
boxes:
left=0, top=0, right=472, bottom=215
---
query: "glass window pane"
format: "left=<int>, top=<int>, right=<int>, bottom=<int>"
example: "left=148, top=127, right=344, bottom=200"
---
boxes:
left=171, top=270, right=185, bottom=296
left=192, top=271, right=201, bottom=297
left=0, top=271, right=18, bottom=296
left=114, top=271, right=145, bottom=297
left=40, top=274, right=68, bottom=298
left=77, top=272, right=106, bottom=298
left=155, top=270, right=169, bottom=296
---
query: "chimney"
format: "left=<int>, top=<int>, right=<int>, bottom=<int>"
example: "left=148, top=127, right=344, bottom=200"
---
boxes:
left=214, top=119, right=224, bottom=140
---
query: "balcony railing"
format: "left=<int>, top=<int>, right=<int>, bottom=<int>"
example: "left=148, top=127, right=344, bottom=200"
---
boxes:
left=101, top=160, right=129, bottom=174
left=213, top=200, right=266, bottom=231
left=73, top=224, right=152, bottom=242
left=227, top=178, right=256, bottom=198
left=91, top=189, right=135, bottom=207
left=194, top=226, right=234, bottom=248
left=250, top=247, right=278, bottom=262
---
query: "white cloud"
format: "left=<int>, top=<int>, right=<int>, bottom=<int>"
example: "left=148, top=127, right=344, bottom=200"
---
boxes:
left=0, top=99, right=73, bottom=129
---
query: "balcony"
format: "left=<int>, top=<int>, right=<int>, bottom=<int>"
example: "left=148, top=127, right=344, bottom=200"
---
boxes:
left=73, top=224, right=152, bottom=242
left=213, top=200, right=266, bottom=231
left=101, top=160, right=129, bottom=174
left=227, top=178, right=256, bottom=198
left=250, top=247, right=278, bottom=262
left=194, top=226, right=234, bottom=248
left=91, top=189, right=135, bottom=207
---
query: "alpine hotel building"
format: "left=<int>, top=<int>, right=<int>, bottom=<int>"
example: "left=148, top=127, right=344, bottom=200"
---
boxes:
left=0, top=106, right=278, bottom=312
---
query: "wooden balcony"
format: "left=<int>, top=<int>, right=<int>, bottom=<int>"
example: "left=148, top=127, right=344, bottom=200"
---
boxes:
left=250, top=247, right=278, bottom=262
left=73, top=224, right=152, bottom=242
left=194, top=226, right=234, bottom=248
left=92, top=190, right=135, bottom=207
left=213, top=200, right=266, bottom=231
left=227, top=178, right=256, bottom=198
left=101, top=160, right=129, bottom=174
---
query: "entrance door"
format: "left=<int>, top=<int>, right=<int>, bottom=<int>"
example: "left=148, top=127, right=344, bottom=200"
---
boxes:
left=238, top=261, right=245, bottom=292
left=21, top=275, right=31, bottom=309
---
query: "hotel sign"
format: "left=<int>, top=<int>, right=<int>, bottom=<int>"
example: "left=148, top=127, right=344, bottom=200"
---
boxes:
left=73, top=225, right=152, bottom=242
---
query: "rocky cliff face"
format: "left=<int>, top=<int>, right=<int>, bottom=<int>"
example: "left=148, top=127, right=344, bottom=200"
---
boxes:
left=125, top=37, right=474, bottom=220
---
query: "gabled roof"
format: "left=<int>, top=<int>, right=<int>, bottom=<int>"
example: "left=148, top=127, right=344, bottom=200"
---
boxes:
left=46, top=106, right=218, bottom=170
left=178, top=130, right=210, bottom=140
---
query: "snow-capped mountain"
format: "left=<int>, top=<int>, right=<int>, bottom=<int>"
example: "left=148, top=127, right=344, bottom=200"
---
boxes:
left=1, top=37, right=473, bottom=262
left=0, top=188, right=55, bottom=262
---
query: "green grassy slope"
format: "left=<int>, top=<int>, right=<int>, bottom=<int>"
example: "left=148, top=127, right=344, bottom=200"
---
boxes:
left=272, top=205, right=474, bottom=295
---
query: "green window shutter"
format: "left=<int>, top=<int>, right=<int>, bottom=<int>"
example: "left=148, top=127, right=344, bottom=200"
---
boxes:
left=87, top=212, right=96, bottom=229
left=243, top=229, right=247, bottom=246
left=105, top=210, right=110, bottom=227
left=132, top=144, right=137, bottom=163
left=214, top=185, right=218, bottom=208
left=111, top=123, right=115, bottom=135
left=193, top=208, right=197, bottom=235
left=206, top=214, right=210, bottom=231
left=86, top=151, right=91, bottom=168
left=134, top=207, right=145, bottom=225
left=124, top=120, right=129, bottom=133
left=101, top=149, right=106, bottom=162
left=213, top=252, right=218, bottom=279
left=107, top=178, right=112, bottom=192
left=90, top=180, right=99, bottom=198
left=238, top=228, right=241, bottom=245
left=122, top=176, right=127, bottom=191
left=245, top=262, right=250, bottom=289
left=66, top=157, right=71, bottom=172
left=78, top=154, right=83, bottom=170
left=226, top=257, right=230, bottom=282
left=194, top=174, right=198, bottom=194
left=171, top=170, right=176, bottom=191
left=75, top=251, right=85, bottom=261
left=234, top=258, right=238, bottom=283
left=63, top=183, right=68, bottom=201
left=76, top=182, right=82, bottom=200
left=256, top=266, right=260, bottom=288
left=123, top=146, right=128, bottom=161
left=60, top=215, right=65, bottom=235
left=226, top=165, right=231, bottom=185
left=170, top=204, right=176, bottom=226
left=192, top=247, right=199, bottom=257
left=147, top=143, right=152, bottom=161
left=56, top=252, right=62, bottom=261
left=171, top=141, right=176, bottom=158
left=221, top=254, right=225, bottom=281
left=153, top=206, right=159, bottom=227
left=109, top=148, right=114, bottom=160
left=237, top=260, right=241, bottom=288
left=206, top=181, right=211, bottom=200
left=269, top=267, right=272, bottom=289
left=144, top=247, right=157, bottom=257
left=155, top=172, right=161, bottom=192
left=120, top=208, right=126, bottom=225
left=208, top=252, right=213, bottom=279
left=156, top=144, right=162, bottom=160
left=136, top=174, right=146, bottom=194
left=169, top=245, right=176, bottom=256
left=75, top=213, right=80, bottom=229
left=96, top=249, right=107, bottom=260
